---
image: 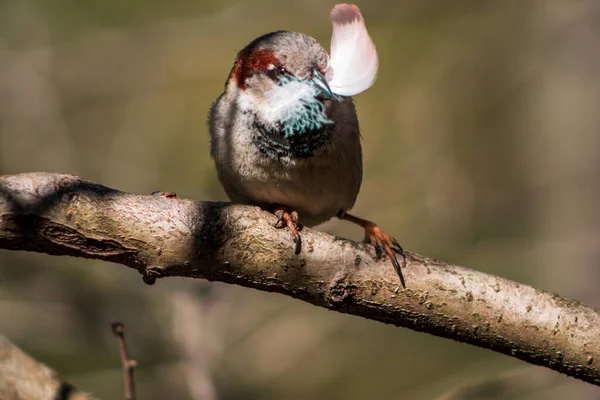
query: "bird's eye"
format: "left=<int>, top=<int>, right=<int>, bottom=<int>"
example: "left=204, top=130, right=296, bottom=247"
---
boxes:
left=267, top=65, right=290, bottom=81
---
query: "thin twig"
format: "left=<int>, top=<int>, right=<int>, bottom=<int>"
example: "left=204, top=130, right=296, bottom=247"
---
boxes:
left=111, top=319, right=137, bottom=400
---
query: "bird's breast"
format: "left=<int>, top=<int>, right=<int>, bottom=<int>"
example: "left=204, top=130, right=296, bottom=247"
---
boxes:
left=250, top=112, right=334, bottom=160
left=209, top=92, right=362, bottom=226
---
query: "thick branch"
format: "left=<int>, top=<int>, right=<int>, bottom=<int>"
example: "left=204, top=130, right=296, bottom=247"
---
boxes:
left=0, top=334, right=98, bottom=400
left=1, top=173, right=599, bottom=385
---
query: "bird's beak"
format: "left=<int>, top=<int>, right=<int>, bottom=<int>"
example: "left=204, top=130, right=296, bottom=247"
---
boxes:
left=312, top=69, right=334, bottom=100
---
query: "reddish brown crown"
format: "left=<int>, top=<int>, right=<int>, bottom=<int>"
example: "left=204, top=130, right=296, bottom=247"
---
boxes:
left=229, top=47, right=280, bottom=90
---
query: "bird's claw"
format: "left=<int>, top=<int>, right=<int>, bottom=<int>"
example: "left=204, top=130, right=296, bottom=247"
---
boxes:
left=274, top=214, right=285, bottom=229
left=363, top=222, right=406, bottom=288
left=292, top=234, right=302, bottom=255
left=274, top=206, right=302, bottom=255
left=373, top=243, right=383, bottom=259
left=392, top=238, right=404, bottom=254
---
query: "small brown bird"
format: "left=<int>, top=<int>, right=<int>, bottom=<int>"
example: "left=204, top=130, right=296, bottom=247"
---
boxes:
left=208, top=4, right=406, bottom=286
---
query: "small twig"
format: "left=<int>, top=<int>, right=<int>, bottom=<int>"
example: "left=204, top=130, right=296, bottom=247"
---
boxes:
left=111, top=319, right=137, bottom=400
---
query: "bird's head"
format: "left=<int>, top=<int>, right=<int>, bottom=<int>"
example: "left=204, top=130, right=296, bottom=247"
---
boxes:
left=226, top=4, right=378, bottom=138
left=230, top=31, right=332, bottom=97
left=228, top=31, right=334, bottom=137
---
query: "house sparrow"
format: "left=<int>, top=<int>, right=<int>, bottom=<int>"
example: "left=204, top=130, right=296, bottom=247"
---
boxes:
left=208, top=4, right=406, bottom=286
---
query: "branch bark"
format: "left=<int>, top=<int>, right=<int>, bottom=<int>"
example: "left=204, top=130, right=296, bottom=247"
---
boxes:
left=1, top=172, right=599, bottom=385
left=0, top=334, right=98, bottom=400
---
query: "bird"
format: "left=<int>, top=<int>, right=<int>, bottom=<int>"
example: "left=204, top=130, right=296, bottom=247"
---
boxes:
left=208, top=3, right=406, bottom=286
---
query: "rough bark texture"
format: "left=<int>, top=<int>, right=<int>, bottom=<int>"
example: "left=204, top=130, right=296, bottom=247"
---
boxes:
left=0, top=334, right=98, bottom=400
left=1, top=173, right=599, bottom=386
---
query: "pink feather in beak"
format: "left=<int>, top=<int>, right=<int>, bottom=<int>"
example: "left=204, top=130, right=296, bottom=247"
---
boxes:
left=327, top=4, right=379, bottom=97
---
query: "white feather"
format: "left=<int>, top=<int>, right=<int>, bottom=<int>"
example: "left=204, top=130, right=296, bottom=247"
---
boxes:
left=327, top=4, right=378, bottom=97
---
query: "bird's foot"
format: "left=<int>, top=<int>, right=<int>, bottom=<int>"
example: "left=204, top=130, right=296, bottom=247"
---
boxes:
left=338, top=212, right=406, bottom=287
left=274, top=205, right=302, bottom=255
left=363, top=223, right=406, bottom=287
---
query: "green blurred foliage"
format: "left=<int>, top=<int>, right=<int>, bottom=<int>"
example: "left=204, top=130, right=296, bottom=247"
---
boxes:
left=1, top=0, right=600, bottom=398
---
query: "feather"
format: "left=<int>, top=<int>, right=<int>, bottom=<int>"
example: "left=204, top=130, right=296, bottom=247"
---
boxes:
left=327, top=4, right=378, bottom=97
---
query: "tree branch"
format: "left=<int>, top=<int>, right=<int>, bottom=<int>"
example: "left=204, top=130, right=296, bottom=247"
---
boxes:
left=1, top=172, right=599, bottom=385
left=0, top=334, right=98, bottom=400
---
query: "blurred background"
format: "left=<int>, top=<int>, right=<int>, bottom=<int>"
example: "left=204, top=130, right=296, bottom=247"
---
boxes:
left=1, top=0, right=600, bottom=398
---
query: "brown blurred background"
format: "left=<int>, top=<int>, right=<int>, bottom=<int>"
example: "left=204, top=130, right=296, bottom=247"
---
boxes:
left=1, top=0, right=600, bottom=398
